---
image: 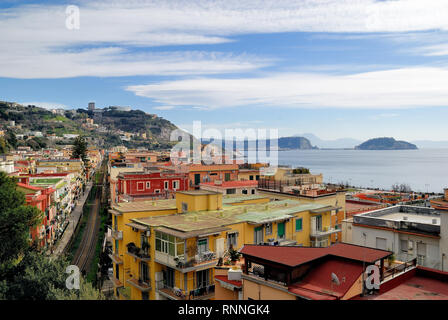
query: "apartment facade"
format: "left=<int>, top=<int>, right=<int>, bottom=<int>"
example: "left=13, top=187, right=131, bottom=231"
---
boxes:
left=117, top=170, right=189, bottom=201
left=350, top=205, right=446, bottom=271
left=109, top=190, right=339, bottom=300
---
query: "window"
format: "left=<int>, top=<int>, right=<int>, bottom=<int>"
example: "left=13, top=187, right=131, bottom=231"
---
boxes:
left=295, top=218, right=303, bottom=232
left=226, top=188, right=236, bottom=194
left=115, top=240, right=119, bottom=254
left=417, top=242, right=426, bottom=257
left=137, top=182, right=144, bottom=191
left=155, top=189, right=160, bottom=194
left=376, top=237, right=387, bottom=250
left=251, top=189, right=255, bottom=194
left=265, top=223, right=272, bottom=235
left=254, top=226, right=263, bottom=244
left=227, top=232, right=238, bottom=248
left=225, top=173, right=231, bottom=181
left=146, top=181, right=151, bottom=189
left=140, top=261, right=150, bottom=283
left=197, top=238, right=208, bottom=255
left=164, top=181, right=169, bottom=190
left=196, top=269, right=210, bottom=289
left=249, top=175, right=254, bottom=180
left=181, top=202, right=188, bottom=212
left=242, top=189, right=248, bottom=194
left=173, top=180, right=179, bottom=190
left=400, top=239, right=408, bottom=253
left=155, top=231, right=184, bottom=257
left=256, top=175, right=259, bottom=181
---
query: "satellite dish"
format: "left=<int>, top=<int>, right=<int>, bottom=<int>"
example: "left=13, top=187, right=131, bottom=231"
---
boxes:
left=331, top=272, right=340, bottom=286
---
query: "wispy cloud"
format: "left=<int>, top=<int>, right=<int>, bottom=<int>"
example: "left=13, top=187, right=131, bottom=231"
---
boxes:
left=1, top=0, right=448, bottom=79
left=369, top=113, right=400, bottom=120
left=126, top=67, right=448, bottom=109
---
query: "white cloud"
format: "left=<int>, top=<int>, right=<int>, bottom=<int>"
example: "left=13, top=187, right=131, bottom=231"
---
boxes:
left=1, top=0, right=448, bottom=78
left=126, top=67, right=448, bottom=109
left=153, top=106, right=175, bottom=110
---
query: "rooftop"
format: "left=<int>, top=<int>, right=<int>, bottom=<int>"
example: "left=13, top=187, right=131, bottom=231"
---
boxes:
left=240, top=243, right=392, bottom=267
left=111, top=199, right=177, bottom=213
left=356, top=266, right=448, bottom=300
left=201, top=180, right=259, bottom=188
left=132, top=199, right=330, bottom=234
left=353, top=205, right=441, bottom=237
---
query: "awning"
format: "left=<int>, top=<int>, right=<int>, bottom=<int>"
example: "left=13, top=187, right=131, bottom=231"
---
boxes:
left=126, top=222, right=149, bottom=231
left=310, top=206, right=340, bottom=214
left=156, top=226, right=231, bottom=239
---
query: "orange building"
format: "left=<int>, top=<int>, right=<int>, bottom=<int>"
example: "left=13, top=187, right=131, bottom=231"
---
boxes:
left=188, top=164, right=239, bottom=189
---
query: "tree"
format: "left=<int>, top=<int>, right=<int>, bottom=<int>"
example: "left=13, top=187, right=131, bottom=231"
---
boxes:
left=5, top=130, right=18, bottom=149
left=0, top=251, right=104, bottom=300
left=71, top=136, right=89, bottom=166
left=0, top=172, right=42, bottom=272
left=0, top=137, right=8, bottom=154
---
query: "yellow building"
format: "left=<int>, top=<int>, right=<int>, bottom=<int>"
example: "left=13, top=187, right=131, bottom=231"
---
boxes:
left=110, top=190, right=339, bottom=300
left=257, top=188, right=346, bottom=245
left=36, top=159, right=84, bottom=174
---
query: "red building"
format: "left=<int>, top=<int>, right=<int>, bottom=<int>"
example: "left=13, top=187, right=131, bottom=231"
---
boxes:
left=16, top=183, right=56, bottom=248
left=117, top=170, right=188, bottom=202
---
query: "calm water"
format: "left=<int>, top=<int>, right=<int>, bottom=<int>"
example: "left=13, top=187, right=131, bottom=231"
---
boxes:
left=275, top=149, right=448, bottom=193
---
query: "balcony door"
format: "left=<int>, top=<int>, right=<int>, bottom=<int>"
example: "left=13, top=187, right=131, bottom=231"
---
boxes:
left=277, top=222, right=285, bottom=240
left=196, top=269, right=210, bottom=289
left=254, top=226, right=263, bottom=244
left=140, top=261, right=150, bottom=283
left=164, top=267, right=175, bottom=289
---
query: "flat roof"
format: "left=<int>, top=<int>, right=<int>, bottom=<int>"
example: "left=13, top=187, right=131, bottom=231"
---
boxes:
left=356, top=205, right=440, bottom=225
left=112, top=199, right=177, bottom=213
left=176, top=190, right=222, bottom=196
left=356, top=267, right=448, bottom=300
left=132, top=199, right=330, bottom=234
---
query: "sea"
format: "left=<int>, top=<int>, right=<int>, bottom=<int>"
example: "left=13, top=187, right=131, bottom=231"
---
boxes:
left=270, top=149, right=448, bottom=193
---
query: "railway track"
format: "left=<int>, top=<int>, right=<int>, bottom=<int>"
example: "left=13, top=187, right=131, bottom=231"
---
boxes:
left=72, top=184, right=102, bottom=274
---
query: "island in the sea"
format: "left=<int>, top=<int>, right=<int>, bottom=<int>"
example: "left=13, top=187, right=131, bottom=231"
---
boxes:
left=355, top=137, right=418, bottom=150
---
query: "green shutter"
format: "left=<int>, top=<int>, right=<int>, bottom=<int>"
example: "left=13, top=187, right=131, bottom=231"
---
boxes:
left=277, top=222, right=285, bottom=237
left=296, top=218, right=302, bottom=231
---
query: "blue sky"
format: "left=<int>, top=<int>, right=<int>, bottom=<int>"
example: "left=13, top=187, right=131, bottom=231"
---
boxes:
left=1, top=0, right=448, bottom=141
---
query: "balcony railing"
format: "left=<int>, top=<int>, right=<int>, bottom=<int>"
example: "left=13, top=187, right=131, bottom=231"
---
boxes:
left=155, top=250, right=218, bottom=271
left=156, top=281, right=215, bottom=300
left=126, top=243, right=151, bottom=262
left=126, top=277, right=151, bottom=292
left=310, top=226, right=340, bottom=238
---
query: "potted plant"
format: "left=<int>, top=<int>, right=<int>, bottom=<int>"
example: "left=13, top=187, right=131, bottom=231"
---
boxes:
left=225, top=245, right=241, bottom=265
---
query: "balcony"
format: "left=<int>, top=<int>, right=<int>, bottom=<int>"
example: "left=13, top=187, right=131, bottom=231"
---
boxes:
left=154, top=250, right=218, bottom=273
left=109, top=253, right=123, bottom=265
left=126, top=278, right=151, bottom=292
left=111, top=229, right=123, bottom=240
left=156, top=281, right=215, bottom=300
left=310, top=225, right=340, bottom=238
left=126, top=243, right=151, bottom=262
left=109, top=275, right=124, bottom=288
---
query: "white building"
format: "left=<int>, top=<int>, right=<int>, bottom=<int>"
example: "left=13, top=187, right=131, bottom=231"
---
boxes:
left=0, top=161, right=15, bottom=173
left=350, top=205, right=446, bottom=271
